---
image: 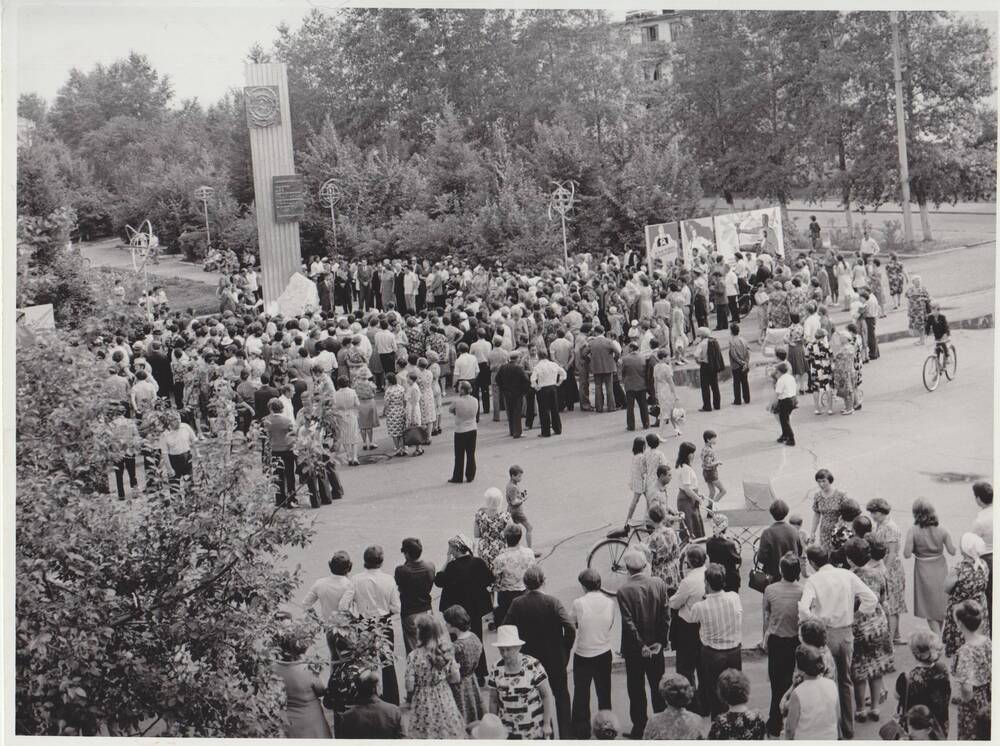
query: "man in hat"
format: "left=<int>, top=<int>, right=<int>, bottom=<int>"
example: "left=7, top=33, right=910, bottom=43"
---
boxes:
left=616, top=551, right=670, bottom=738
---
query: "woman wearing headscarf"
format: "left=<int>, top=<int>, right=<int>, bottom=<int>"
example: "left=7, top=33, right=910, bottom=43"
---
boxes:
left=943, top=533, right=991, bottom=658
left=905, top=275, right=932, bottom=345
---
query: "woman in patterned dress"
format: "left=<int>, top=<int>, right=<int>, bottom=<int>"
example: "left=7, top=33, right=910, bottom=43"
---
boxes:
left=444, top=605, right=485, bottom=726
left=786, top=278, right=808, bottom=321
left=486, top=626, right=558, bottom=739
left=355, top=369, right=380, bottom=451
left=869, top=259, right=888, bottom=317
left=426, top=350, right=443, bottom=435
left=403, top=371, right=425, bottom=456
left=899, top=631, right=950, bottom=737
left=885, top=252, right=907, bottom=310
left=905, top=275, right=932, bottom=344
left=785, top=313, right=808, bottom=393
left=943, top=533, right=991, bottom=659
left=767, top=285, right=791, bottom=330
left=868, top=498, right=907, bottom=644
left=473, top=488, right=512, bottom=575
left=806, top=328, right=834, bottom=414
left=830, top=499, right=862, bottom=569
left=331, top=376, right=362, bottom=466
left=404, top=614, right=466, bottom=739
left=831, top=326, right=860, bottom=414
left=626, top=437, right=648, bottom=524
left=642, top=504, right=681, bottom=592
left=416, top=357, right=436, bottom=430
left=708, top=670, right=767, bottom=739
left=809, top=468, right=847, bottom=550
left=952, top=599, right=992, bottom=741
left=381, top=372, right=407, bottom=456
left=845, top=538, right=894, bottom=723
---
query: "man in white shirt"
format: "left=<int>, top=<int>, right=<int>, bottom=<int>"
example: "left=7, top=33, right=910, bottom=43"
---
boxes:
left=530, top=350, right=566, bottom=438
left=799, top=544, right=878, bottom=739
left=373, top=320, right=398, bottom=375
left=453, top=342, right=480, bottom=392
left=724, top=265, right=740, bottom=323
left=570, top=568, right=617, bottom=736
left=303, top=551, right=354, bottom=654
left=802, top=302, right=821, bottom=342
left=339, top=545, right=402, bottom=704
left=971, top=481, right=993, bottom=621
left=668, top=543, right=708, bottom=689
left=774, top=361, right=797, bottom=446
left=859, top=229, right=880, bottom=259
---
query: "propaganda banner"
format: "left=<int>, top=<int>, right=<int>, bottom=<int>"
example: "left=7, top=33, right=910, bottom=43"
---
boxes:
left=713, top=207, right=784, bottom=262
left=679, top=216, right=717, bottom=259
left=644, top=221, right=681, bottom=273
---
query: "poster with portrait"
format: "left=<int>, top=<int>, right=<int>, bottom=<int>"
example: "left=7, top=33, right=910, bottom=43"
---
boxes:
left=644, top=221, right=681, bottom=273
left=679, top=217, right=717, bottom=260
left=713, top=207, right=785, bottom=262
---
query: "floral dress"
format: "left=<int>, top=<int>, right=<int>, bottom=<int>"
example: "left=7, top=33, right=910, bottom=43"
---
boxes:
left=832, top=337, right=858, bottom=400
left=417, top=368, right=435, bottom=425
left=405, top=647, right=466, bottom=739
left=787, top=286, right=808, bottom=320
left=643, top=525, right=681, bottom=591
left=450, top=633, right=485, bottom=724
left=630, top=453, right=647, bottom=495
left=851, top=564, right=894, bottom=681
left=785, top=323, right=808, bottom=376
left=768, top=289, right=790, bottom=328
left=953, top=637, right=991, bottom=740
left=708, top=710, right=767, bottom=739
left=486, top=654, right=549, bottom=739
left=643, top=708, right=705, bottom=739
left=812, top=488, right=847, bottom=550
left=905, top=285, right=931, bottom=336
left=886, top=258, right=905, bottom=296
left=806, top=337, right=832, bottom=393
left=873, top=520, right=908, bottom=615
left=404, top=382, right=423, bottom=427
left=382, top=384, right=407, bottom=438
left=943, top=560, right=991, bottom=658
left=903, top=661, right=951, bottom=736
left=474, top=507, right=512, bottom=574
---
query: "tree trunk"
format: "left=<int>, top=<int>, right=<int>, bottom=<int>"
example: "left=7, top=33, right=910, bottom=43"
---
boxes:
left=844, top=206, right=854, bottom=233
left=838, top=137, right=853, bottom=234
left=918, top=199, right=933, bottom=242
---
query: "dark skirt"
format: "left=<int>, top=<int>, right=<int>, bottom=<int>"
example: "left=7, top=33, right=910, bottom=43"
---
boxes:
left=678, top=493, right=705, bottom=539
left=787, top=343, right=808, bottom=376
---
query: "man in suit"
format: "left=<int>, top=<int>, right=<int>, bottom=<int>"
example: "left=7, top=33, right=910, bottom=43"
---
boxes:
left=253, top=374, right=280, bottom=421
left=495, top=350, right=531, bottom=438
left=620, top=342, right=649, bottom=431
left=695, top=327, right=725, bottom=412
left=434, top=534, right=494, bottom=683
left=574, top=324, right=593, bottom=411
left=757, top=499, right=803, bottom=582
left=336, top=670, right=404, bottom=739
left=587, top=326, right=620, bottom=413
left=616, top=551, right=670, bottom=739
left=504, top=565, right=575, bottom=739
left=146, top=340, right=173, bottom=402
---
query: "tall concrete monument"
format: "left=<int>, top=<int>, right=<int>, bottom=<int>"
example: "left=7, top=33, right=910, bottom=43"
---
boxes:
left=244, top=63, right=311, bottom=312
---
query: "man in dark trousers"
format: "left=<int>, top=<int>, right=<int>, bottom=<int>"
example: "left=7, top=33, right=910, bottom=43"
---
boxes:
left=495, top=350, right=531, bottom=438
left=434, top=533, right=494, bottom=683
left=616, top=550, right=670, bottom=739
left=728, top=323, right=751, bottom=405
left=695, top=327, right=726, bottom=412
left=588, top=326, right=620, bottom=413
left=504, top=565, right=575, bottom=740
left=621, top=342, right=649, bottom=431
left=253, top=374, right=280, bottom=420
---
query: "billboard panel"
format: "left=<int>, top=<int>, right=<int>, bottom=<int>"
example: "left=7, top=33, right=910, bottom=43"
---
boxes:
left=644, top=221, right=681, bottom=272
left=713, top=207, right=784, bottom=262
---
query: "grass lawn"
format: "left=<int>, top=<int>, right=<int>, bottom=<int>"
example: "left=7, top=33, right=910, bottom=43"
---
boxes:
left=152, top=274, right=218, bottom=316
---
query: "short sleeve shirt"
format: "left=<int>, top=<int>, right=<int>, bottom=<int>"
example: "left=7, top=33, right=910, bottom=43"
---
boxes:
left=487, top=654, right=548, bottom=739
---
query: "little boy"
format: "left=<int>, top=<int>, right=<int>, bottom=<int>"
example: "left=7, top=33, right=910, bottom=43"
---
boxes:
left=506, top=465, right=538, bottom=556
left=701, top=430, right=726, bottom=503
left=788, top=513, right=811, bottom=551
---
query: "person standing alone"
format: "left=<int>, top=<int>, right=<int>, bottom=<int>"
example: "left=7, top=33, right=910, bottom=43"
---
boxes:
left=448, top=381, right=478, bottom=483
left=621, top=342, right=650, bottom=431
left=774, top=361, right=797, bottom=446
left=695, top=327, right=725, bottom=412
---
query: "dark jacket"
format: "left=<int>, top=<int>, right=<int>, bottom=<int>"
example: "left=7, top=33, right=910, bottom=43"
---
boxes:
left=394, top=559, right=435, bottom=618
left=146, top=349, right=173, bottom=394
left=620, top=353, right=647, bottom=392
left=703, top=337, right=726, bottom=375
left=588, top=336, right=620, bottom=376
left=495, top=361, right=532, bottom=397
left=616, top=572, right=670, bottom=655
left=757, top=521, right=803, bottom=580
left=337, top=696, right=404, bottom=739
left=504, top=590, right=575, bottom=682
left=434, top=553, right=494, bottom=618
left=253, top=385, right=280, bottom=419
left=706, top=534, right=742, bottom=592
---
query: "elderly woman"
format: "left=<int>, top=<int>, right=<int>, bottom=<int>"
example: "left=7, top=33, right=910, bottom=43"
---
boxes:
left=831, top=325, right=860, bottom=414
left=444, top=605, right=485, bottom=725
left=486, top=625, right=558, bottom=739
left=809, top=468, right=847, bottom=551
left=806, top=327, right=833, bottom=415
left=642, top=503, right=682, bottom=591
left=331, top=376, right=362, bottom=466
left=473, top=487, right=513, bottom=575
left=868, top=498, right=908, bottom=644
left=896, top=630, right=950, bottom=737
left=845, top=538, right=893, bottom=723
left=885, top=252, right=908, bottom=310
left=943, top=533, right=991, bottom=658
left=905, top=274, right=932, bottom=344
left=641, top=673, right=704, bottom=739
left=904, top=498, right=956, bottom=635
left=355, top=368, right=380, bottom=451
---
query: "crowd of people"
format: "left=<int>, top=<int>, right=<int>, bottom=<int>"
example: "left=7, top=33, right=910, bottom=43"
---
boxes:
left=88, top=230, right=986, bottom=741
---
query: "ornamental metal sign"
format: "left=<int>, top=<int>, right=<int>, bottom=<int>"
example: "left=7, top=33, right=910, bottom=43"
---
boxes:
left=244, top=85, right=281, bottom=128
left=272, top=175, right=305, bottom=223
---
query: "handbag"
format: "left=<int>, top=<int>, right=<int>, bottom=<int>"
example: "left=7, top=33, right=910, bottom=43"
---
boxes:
left=748, top=548, right=772, bottom=593
left=402, top=425, right=431, bottom=446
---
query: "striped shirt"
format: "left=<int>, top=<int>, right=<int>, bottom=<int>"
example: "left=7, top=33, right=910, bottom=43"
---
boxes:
left=689, top=590, right=743, bottom=649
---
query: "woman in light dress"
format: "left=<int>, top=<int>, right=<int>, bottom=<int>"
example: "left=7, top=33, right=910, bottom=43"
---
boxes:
left=652, top=350, right=681, bottom=436
left=416, top=357, right=436, bottom=434
left=426, top=350, right=444, bottom=436
left=404, top=370, right=425, bottom=456
left=331, top=376, right=361, bottom=466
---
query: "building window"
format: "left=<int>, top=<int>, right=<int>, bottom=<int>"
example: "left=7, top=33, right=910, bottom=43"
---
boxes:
left=669, top=21, right=686, bottom=41
left=641, top=25, right=658, bottom=43
left=652, top=63, right=663, bottom=81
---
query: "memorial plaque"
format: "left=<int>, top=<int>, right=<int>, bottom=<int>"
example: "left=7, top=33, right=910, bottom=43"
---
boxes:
left=272, top=175, right=305, bottom=223
left=244, top=86, right=281, bottom=128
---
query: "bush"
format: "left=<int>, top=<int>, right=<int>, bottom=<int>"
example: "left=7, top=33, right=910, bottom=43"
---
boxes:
left=177, top=229, right=209, bottom=263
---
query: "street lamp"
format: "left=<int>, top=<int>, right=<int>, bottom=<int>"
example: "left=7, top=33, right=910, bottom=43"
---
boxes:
left=548, top=181, right=575, bottom=269
left=318, top=178, right=342, bottom=255
left=193, top=185, right=215, bottom=250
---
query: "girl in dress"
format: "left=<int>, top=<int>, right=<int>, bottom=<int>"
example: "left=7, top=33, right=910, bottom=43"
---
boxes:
left=785, top=312, right=808, bottom=394
left=405, top=614, right=466, bottom=739
left=625, top=437, right=648, bottom=525
left=381, top=372, right=407, bottom=457
left=652, top=350, right=680, bottom=435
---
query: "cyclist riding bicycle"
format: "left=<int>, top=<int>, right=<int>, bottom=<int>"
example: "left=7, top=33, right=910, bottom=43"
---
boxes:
left=924, top=302, right=951, bottom=363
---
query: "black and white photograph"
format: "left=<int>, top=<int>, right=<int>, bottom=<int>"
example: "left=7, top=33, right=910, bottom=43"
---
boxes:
left=4, top=1, right=998, bottom=740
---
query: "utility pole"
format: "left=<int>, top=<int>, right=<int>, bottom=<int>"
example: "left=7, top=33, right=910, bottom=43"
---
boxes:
left=890, top=11, right=915, bottom=248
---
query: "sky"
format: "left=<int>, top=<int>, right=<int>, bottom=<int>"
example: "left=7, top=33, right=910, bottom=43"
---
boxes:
left=12, top=2, right=998, bottom=109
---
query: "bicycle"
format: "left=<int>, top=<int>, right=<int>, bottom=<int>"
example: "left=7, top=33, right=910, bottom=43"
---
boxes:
left=922, top=340, right=957, bottom=392
left=586, top=511, right=708, bottom=597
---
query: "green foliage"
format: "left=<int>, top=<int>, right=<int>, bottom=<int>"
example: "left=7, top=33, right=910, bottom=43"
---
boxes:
left=15, top=336, right=316, bottom=737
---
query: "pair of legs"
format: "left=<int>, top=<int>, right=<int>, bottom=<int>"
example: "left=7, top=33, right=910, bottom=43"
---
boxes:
left=706, top=478, right=727, bottom=502
left=360, top=427, right=376, bottom=449
left=623, top=652, right=665, bottom=739
left=853, top=673, right=884, bottom=721
left=571, top=651, right=612, bottom=739
left=512, top=512, right=533, bottom=548
left=450, top=430, right=477, bottom=482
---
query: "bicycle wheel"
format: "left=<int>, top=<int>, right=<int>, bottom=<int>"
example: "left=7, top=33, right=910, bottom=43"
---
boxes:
left=943, top=346, right=957, bottom=380
left=587, top=538, right=630, bottom=596
left=922, top=355, right=940, bottom=392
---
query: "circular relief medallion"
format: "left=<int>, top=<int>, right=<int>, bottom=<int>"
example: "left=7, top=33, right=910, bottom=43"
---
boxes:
left=244, top=86, right=281, bottom=128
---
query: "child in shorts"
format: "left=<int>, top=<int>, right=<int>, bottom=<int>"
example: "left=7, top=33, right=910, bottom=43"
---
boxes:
left=506, top=464, right=538, bottom=556
left=701, top=430, right=727, bottom=503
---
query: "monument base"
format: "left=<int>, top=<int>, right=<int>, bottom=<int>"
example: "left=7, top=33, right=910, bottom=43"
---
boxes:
left=267, top=272, right=319, bottom=318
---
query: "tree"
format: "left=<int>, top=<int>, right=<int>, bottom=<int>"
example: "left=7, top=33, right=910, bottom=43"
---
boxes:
left=18, top=92, right=48, bottom=123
